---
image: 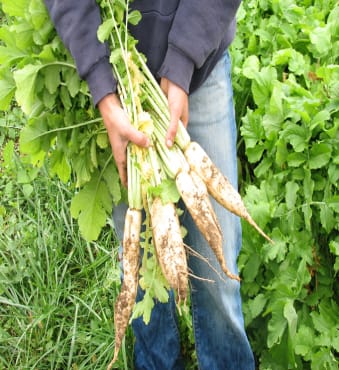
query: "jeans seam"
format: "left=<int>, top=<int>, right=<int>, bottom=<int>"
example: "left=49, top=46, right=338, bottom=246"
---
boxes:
left=168, top=294, right=181, bottom=338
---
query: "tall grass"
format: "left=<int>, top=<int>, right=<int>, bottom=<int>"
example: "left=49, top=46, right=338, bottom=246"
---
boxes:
left=0, top=119, right=134, bottom=369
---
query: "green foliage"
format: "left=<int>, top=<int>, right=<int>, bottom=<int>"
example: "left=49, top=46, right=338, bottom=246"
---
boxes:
left=231, top=0, right=339, bottom=368
left=0, top=109, right=137, bottom=369
left=0, top=0, right=122, bottom=243
left=1, top=0, right=338, bottom=369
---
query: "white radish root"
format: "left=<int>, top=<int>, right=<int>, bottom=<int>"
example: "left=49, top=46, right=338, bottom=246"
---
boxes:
left=108, top=208, right=141, bottom=370
left=184, top=141, right=274, bottom=244
left=176, top=170, right=240, bottom=281
left=150, top=197, right=188, bottom=302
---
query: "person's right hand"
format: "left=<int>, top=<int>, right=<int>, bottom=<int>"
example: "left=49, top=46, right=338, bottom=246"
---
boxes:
left=160, top=77, right=189, bottom=148
left=98, top=93, right=150, bottom=187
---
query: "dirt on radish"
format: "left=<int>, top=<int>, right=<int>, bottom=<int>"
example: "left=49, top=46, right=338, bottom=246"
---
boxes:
left=150, top=197, right=188, bottom=303
left=184, top=141, right=274, bottom=244
left=108, top=208, right=142, bottom=369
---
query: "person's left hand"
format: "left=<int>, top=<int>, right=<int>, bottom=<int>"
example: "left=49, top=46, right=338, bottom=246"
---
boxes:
left=160, top=77, right=189, bottom=147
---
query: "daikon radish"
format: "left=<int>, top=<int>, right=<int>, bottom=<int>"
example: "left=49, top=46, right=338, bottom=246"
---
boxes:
left=184, top=141, right=274, bottom=244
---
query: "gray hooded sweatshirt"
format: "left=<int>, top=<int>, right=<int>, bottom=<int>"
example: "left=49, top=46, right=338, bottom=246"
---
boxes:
left=44, top=0, right=241, bottom=106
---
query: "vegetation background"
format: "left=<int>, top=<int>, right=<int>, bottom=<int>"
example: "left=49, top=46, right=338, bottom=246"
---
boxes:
left=0, top=0, right=338, bottom=369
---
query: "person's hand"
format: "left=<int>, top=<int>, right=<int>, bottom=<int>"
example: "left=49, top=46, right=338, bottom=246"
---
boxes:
left=98, top=93, right=150, bottom=187
left=160, top=77, right=189, bottom=147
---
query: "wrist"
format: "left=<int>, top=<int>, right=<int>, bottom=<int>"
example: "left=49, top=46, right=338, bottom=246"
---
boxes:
left=98, top=93, right=121, bottom=115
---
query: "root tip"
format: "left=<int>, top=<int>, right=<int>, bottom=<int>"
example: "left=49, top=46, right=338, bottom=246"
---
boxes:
left=228, top=272, right=241, bottom=282
left=107, top=350, right=119, bottom=370
left=223, top=266, right=241, bottom=282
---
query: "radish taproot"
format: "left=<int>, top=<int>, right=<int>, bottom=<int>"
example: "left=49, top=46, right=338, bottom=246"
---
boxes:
left=175, top=170, right=240, bottom=281
left=107, top=208, right=141, bottom=369
left=150, top=197, right=188, bottom=302
left=184, top=141, right=274, bottom=244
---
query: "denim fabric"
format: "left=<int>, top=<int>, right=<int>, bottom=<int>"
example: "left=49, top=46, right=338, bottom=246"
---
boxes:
left=112, top=50, right=255, bottom=370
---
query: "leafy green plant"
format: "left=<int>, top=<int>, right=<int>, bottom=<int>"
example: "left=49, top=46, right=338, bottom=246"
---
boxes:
left=0, top=0, right=123, bottom=243
left=231, top=1, right=338, bottom=368
left=0, top=121, right=134, bottom=369
left=1, top=0, right=338, bottom=369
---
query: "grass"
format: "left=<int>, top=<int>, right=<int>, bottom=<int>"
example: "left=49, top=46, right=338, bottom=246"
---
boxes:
left=0, top=110, right=197, bottom=370
left=0, top=115, right=132, bottom=369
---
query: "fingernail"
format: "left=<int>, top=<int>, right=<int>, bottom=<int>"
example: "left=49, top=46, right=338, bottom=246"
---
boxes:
left=166, top=139, right=172, bottom=147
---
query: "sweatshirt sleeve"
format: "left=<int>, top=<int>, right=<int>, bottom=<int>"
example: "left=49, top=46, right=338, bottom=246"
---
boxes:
left=157, top=0, right=242, bottom=93
left=44, top=0, right=117, bottom=106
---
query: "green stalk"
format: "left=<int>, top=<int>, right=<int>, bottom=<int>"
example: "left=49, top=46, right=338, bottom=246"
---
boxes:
left=127, top=144, right=142, bottom=210
left=135, top=47, right=168, bottom=108
left=107, top=0, right=138, bottom=124
left=102, top=1, right=190, bottom=209
left=148, top=145, right=163, bottom=186
left=153, top=140, right=188, bottom=179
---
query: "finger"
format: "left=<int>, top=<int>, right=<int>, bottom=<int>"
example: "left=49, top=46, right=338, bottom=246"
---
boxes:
left=116, top=158, right=127, bottom=187
left=160, top=78, right=168, bottom=96
left=128, top=126, right=150, bottom=148
left=118, top=163, right=128, bottom=188
left=166, top=90, right=188, bottom=147
left=164, top=80, right=189, bottom=146
left=166, top=110, right=180, bottom=147
left=113, top=148, right=128, bottom=187
left=114, top=156, right=127, bottom=188
left=118, top=127, right=150, bottom=186
left=180, top=104, right=189, bottom=127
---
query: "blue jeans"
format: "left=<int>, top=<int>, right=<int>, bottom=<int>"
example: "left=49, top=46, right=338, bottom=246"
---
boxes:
left=113, top=50, right=255, bottom=370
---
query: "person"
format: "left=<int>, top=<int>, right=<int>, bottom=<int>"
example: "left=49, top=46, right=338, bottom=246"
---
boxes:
left=44, top=1, right=255, bottom=369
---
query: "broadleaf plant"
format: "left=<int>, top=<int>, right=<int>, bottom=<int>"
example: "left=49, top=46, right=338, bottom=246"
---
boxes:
left=231, top=0, right=338, bottom=368
left=0, top=0, right=123, bottom=243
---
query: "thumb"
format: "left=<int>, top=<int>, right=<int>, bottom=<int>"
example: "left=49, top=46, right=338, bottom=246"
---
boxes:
left=166, top=113, right=179, bottom=148
left=128, top=126, right=150, bottom=148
